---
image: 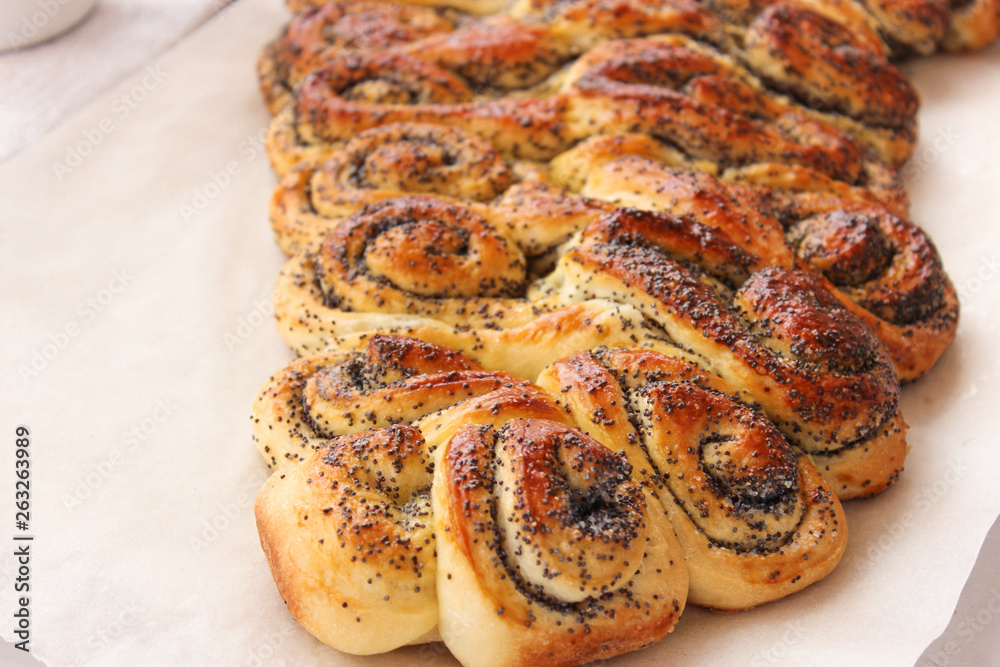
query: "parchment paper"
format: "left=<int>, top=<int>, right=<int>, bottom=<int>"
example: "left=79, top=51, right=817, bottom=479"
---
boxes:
left=1, top=1, right=998, bottom=664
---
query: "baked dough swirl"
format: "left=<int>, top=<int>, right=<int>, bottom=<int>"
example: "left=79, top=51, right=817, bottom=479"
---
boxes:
left=271, top=123, right=513, bottom=253
left=275, top=50, right=569, bottom=170
left=265, top=0, right=732, bottom=118
left=536, top=348, right=848, bottom=609
left=273, top=196, right=579, bottom=354
left=258, top=1, right=458, bottom=114
left=266, top=29, right=911, bottom=177
left=271, top=8, right=573, bottom=103
left=537, top=207, right=907, bottom=497
left=553, top=151, right=957, bottom=380
left=255, top=361, right=691, bottom=663
left=691, top=0, right=997, bottom=53
left=430, top=417, right=688, bottom=667
left=265, top=0, right=998, bottom=162
left=255, top=308, right=688, bottom=469
left=394, top=15, right=571, bottom=92
left=271, top=50, right=472, bottom=172
left=253, top=333, right=546, bottom=471
left=255, top=424, right=440, bottom=654
left=511, top=0, right=731, bottom=50
left=742, top=4, right=919, bottom=131
left=560, top=36, right=899, bottom=180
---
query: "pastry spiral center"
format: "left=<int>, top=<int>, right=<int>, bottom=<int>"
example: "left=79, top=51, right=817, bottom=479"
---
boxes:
left=361, top=140, right=451, bottom=189
left=364, top=220, right=481, bottom=297
left=632, top=383, right=803, bottom=551
left=493, top=419, right=647, bottom=602
left=790, top=211, right=895, bottom=287
left=320, top=197, right=529, bottom=313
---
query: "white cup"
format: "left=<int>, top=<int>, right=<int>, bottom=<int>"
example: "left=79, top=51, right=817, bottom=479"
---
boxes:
left=0, top=0, right=98, bottom=52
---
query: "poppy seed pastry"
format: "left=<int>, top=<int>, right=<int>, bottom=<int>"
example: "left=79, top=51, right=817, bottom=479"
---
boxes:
left=247, top=0, right=992, bottom=663
left=536, top=348, right=848, bottom=609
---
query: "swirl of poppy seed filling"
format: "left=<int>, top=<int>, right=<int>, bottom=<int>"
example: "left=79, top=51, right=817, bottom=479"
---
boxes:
left=787, top=208, right=947, bottom=325
left=316, top=198, right=530, bottom=324
left=629, top=382, right=804, bottom=554
left=742, top=4, right=919, bottom=130
left=466, top=420, right=652, bottom=614
left=273, top=2, right=457, bottom=88
left=324, top=51, right=473, bottom=105
left=297, top=336, right=528, bottom=438
left=331, top=123, right=513, bottom=201
left=563, top=38, right=869, bottom=184
left=543, top=208, right=900, bottom=456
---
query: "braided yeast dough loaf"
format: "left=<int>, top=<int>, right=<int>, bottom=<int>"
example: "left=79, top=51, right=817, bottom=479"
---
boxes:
left=246, top=0, right=991, bottom=662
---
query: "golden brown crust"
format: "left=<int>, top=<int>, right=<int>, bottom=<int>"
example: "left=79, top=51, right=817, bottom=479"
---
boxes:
left=268, top=203, right=910, bottom=499
left=943, top=0, right=1000, bottom=51
left=262, top=2, right=930, bottom=176
left=283, top=50, right=571, bottom=167
left=742, top=4, right=919, bottom=129
left=511, top=0, right=732, bottom=50
left=535, top=348, right=848, bottom=609
left=702, top=0, right=994, bottom=53
left=269, top=202, right=911, bottom=496
left=268, top=122, right=618, bottom=255
left=255, top=337, right=692, bottom=661
left=259, top=2, right=458, bottom=115
left=272, top=0, right=732, bottom=113
left=397, top=15, right=571, bottom=91
left=536, top=207, right=907, bottom=498
left=263, top=15, right=915, bottom=176
left=255, top=332, right=851, bottom=622
left=552, top=152, right=956, bottom=381
left=270, top=123, right=512, bottom=253
left=561, top=37, right=871, bottom=181
left=786, top=202, right=960, bottom=380
left=566, top=43, right=916, bottom=179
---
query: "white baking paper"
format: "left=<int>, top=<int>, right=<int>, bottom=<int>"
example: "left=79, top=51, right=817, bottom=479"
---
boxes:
left=1, top=1, right=998, bottom=664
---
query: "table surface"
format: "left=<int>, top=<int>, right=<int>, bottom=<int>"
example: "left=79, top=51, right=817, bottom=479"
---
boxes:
left=1, top=1, right=998, bottom=665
